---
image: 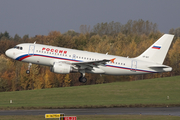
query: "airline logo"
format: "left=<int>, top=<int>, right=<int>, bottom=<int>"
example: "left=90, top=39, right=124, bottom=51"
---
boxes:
left=42, top=47, right=67, bottom=54
left=152, top=45, right=161, bottom=50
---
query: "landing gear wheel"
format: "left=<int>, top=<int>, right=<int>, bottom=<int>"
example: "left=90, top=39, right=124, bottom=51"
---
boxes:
left=79, top=76, right=87, bottom=83
left=26, top=70, right=30, bottom=74
left=26, top=63, right=32, bottom=74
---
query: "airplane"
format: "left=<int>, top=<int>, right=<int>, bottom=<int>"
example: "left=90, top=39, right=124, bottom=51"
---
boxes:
left=5, top=34, right=174, bottom=83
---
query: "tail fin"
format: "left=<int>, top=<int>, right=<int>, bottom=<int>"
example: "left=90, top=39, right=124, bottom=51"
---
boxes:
left=136, top=34, right=174, bottom=64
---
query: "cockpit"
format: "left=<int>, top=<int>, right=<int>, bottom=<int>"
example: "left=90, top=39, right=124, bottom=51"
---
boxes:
left=14, top=46, right=23, bottom=50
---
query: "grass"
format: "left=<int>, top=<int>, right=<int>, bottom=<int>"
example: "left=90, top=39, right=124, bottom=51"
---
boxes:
left=0, top=76, right=180, bottom=109
left=0, top=115, right=179, bottom=120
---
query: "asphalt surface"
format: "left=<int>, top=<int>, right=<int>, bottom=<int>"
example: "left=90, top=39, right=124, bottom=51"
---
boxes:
left=0, top=107, right=180, bottom=116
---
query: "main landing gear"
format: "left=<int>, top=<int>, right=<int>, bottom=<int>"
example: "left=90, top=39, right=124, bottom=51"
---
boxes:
left=79, top=73, right=87, bottom=83
left=26, top=63, right=32, bottom=74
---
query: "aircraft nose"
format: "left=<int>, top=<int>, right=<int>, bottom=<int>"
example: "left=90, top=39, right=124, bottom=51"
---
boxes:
left=5, top=49, right=14, bottom=58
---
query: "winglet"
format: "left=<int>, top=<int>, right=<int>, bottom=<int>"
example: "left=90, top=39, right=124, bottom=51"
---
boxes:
left=110, top=58, right=116, bottom=63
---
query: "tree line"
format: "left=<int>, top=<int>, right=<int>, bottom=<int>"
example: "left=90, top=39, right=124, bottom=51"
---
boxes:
left=0, top=19, right=180, bottom=92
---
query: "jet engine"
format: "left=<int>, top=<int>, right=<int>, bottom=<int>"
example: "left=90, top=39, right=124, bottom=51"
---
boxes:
left=50, top=62, right=76, bottom=74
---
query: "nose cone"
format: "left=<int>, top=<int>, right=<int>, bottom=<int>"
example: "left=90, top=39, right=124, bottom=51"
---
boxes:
left=5, top=49, right=14, bottom=59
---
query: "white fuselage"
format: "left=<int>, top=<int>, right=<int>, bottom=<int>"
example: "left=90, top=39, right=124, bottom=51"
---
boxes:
left=5, top=43, right=171, bottom=75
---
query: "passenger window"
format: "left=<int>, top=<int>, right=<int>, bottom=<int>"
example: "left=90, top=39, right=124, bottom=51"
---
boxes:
left=20, top=47, right=23, bottom=50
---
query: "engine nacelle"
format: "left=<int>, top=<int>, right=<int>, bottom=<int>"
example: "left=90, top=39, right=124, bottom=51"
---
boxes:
left=50, top=62, right=72, bottom=74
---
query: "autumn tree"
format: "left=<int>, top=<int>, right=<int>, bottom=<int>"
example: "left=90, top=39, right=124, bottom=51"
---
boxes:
left=91, top=21, right=121, bottom=36
left=0, top=31, right=10, bottom=40
left=80, top=25, right=91, bottom=34
left=169, top=38, right=180, bottom=75
left=44, top=68, right=53, bottom=88
left=20, top=64, right=31, bottom=90
left=169, top=27, right=180, bottom=40
left=63, top=74, right=71, bottom=87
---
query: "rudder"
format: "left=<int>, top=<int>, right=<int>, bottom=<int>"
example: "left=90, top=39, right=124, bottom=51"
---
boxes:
left=136, top=34, right=174, bottom=64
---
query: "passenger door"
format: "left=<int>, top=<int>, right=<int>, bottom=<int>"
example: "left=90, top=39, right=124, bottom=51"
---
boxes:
left=131, top=60, right=137, bottom=72
left=28, top=45, right=35, bottom=55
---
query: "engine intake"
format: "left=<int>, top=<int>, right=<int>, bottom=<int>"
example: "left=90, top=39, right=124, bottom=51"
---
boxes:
left=50, top=62, right=72, bottom=74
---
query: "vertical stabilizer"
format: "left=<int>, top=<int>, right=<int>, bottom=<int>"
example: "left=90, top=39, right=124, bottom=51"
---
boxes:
left=136, top=34, right=174, bottom=64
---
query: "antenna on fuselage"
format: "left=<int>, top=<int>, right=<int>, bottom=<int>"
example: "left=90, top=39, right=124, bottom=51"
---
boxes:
left=34, top=41, right=36, bottom=44
left=106, top=52, right=108, bottom=55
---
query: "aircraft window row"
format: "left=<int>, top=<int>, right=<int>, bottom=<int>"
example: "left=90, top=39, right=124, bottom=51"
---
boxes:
left=76, top=56, right=125, bottom=65
left=36, top=50, right=69, bottom=57
left=36, top=50, right=99, bottom=61
left=109, top=61, right=125, bottom=65
left=76, top=56, right=99, bottom=61
left=36, top=50, right=126, bottom=66
left=14, top=46, right=23, bottom=50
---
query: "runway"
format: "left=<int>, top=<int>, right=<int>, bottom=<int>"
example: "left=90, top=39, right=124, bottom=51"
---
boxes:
left=0, top=107, right=180, bottom=116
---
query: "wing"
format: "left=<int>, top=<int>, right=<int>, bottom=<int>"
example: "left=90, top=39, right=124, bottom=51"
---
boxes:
left=72, top=58, right=116, bottom=70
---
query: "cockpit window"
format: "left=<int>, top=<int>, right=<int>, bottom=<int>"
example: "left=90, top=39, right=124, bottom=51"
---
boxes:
left=14, top=46, right=23, bottom=50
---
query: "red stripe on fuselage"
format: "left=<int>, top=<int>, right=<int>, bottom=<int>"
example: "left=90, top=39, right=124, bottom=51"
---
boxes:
left=19, top=55, right=31, bottom=61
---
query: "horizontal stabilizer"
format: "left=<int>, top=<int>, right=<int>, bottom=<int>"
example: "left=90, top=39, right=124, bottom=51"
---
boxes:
left=148, top=65, right=170, bottom=68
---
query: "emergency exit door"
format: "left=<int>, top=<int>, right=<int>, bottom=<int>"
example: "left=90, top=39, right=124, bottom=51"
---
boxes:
left=131, top=60, right=137, bottom=72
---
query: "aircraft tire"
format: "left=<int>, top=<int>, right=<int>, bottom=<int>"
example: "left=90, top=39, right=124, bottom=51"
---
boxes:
left=79, top=77, right=87, bottom=83
left=26, top=70, right=30, bottom=74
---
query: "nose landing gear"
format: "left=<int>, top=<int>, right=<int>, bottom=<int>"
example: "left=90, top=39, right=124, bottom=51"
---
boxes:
left=26, top=63, right=32, bottom=74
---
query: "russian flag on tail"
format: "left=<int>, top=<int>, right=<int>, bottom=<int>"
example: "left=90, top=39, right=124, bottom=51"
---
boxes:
left=152, top=45, right=161, bottom=50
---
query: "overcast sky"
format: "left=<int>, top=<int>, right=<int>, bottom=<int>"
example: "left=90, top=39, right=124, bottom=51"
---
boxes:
left=0, top=0, right=180, bottom=37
